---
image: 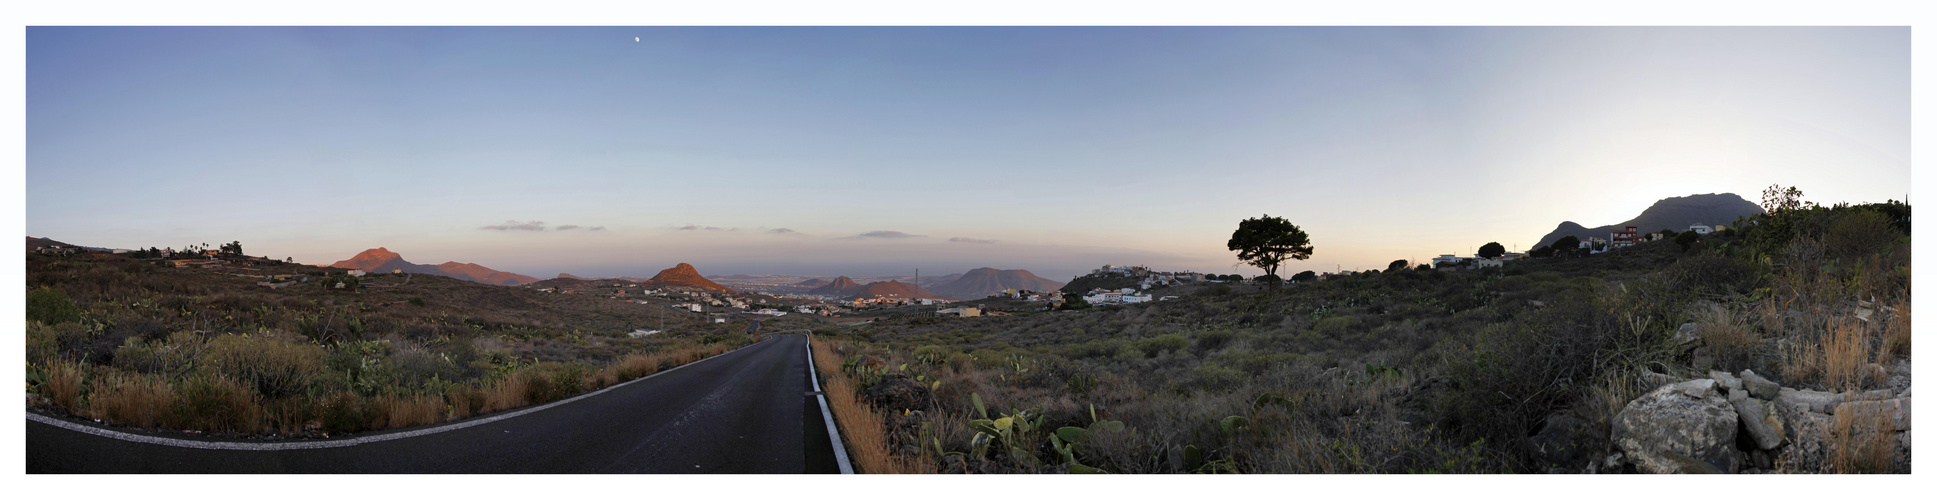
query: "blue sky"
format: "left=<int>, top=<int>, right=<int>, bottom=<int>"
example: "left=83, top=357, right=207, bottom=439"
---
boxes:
left=26, top=27, right=1909, bottom=279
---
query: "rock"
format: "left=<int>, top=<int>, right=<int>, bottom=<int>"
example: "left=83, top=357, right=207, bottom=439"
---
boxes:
left=1777, top=387, right=1841, bottom=414
left=1690, top=347, right=1715, bottom=372
left=1528, top=408, right=1598, bottom=470
left=1673, top=322, right=1701, bottom=348
left=1612, top=380, right=1740, bottom=474
left=1773, top=395, right=1833, bottom=471
left=1900, top=387, right=1912, bottom=398
left=1680, top=379, right=1716, bottom=398
left=1738, top=370, right=1780, bottom=400
left=1709, top=370, right=1742, bottom=395
left=1863, top=363, right=1889, bottom=389
left=860, top=373, right=933, bottom=414
left=1640, top=370, right=1680, bottom=390
left=1835, top=398, right=1911, bottom=432
left=1732, top=397, right=1785, bottom=450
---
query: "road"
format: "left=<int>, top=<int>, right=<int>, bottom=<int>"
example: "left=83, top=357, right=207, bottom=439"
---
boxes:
left=27, top=334, right=842, bottom=473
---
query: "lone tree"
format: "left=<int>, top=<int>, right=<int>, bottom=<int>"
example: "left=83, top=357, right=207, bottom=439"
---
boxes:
left=1387, top=259, right=1409, bottom=272
left=1228, top=214, right=1313, bottom=286
left=1478, top=242, right=1506, bottom=259
left=1550, top=236, right=1580, bottom=255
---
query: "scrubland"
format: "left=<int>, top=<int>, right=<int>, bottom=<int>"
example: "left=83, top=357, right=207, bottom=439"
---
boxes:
left=809, top=200, right=1910, bottom=473
left=26, top=257, right=762, bottom=437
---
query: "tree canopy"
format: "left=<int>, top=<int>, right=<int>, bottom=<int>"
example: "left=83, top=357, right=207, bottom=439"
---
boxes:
left=1478, top=242, right=1505, bottom=259
left=1227, top=214, right=1313, bottom=286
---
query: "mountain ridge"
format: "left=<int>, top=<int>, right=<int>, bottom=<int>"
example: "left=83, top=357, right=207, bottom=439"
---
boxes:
left=328, top=248, right=542, bottom=286
left=930, top=267, right=1066, bottom=300
left=1533, top=193, right=1765, bottom=249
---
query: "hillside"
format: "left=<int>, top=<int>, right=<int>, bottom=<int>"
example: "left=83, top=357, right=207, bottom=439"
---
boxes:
left=26, top=236, right=82, bottom=252
left=796, top=278, right=830, bottom=287
left=848, top=280, right=950, bottom=300
left=1533, top=193, right=1764, bottom=248
left=328, top=248, right=541, bottom=286
left=1059, top=273, right=1142, bottom=295
left=929, top=267, right=1066, bottom=299
left=640, top=263, right=734, bottom=292
left=808, top=276, right=865, bottom=296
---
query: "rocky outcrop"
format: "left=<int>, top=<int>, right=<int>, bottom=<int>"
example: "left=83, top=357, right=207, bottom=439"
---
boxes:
left=1611, top=367, right=1912, bottom=474
left=1612, top=379, right=1740, bottom=473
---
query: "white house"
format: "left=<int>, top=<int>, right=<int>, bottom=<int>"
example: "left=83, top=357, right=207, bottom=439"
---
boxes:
left=1689, top=223, right=1713, bottom=234
left=348, top=270, right=367, bottom=277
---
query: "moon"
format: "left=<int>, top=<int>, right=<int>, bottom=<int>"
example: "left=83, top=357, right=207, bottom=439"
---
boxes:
left=634, top=37, right=640, bottom=42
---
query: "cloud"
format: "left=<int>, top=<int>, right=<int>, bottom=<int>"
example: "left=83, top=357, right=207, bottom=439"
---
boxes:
left=481, top=220, right=546, bottom=231
left=588, top=226, right=606, bottom=231
left=678, top=225, right=729, bottom=231
left=948, top=237, right=997, bottom=244
left=556, top=225, right=581, bottom=231
left=769, top=228, right=802, bottom=235
left=847, top=230, right=923, bottom=239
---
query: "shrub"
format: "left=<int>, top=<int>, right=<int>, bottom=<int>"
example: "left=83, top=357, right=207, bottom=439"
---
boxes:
left=1824, top=209, right=1902, bottom=263
left=171, top=375, right=263, bottom=434
left=1694, top=304, right=1762, bottom=372
left=1134, top=334, right=1189, bottom=357
left=201, top=333, right=326, bottom=399
left=27, top=286, right=84, bottom=325
left=1883, top=300, right=1910, bottom=359
left=318, top=391, right=372, bottom=434
left=1192, top=362, right=1246, bottom=392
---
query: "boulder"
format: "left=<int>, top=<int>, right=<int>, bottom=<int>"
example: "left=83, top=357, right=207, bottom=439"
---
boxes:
left=1528, top=408, right=1599, bottom=470
left=1709, top=370, right=1742, bottom=395
left=1835, top=398, right=1911, bottom=432
left=1773, top=395, right=1834, bottom=471
left=1776, top=387, right=1839, bottom=414
left=1738, top=369, right=1780, bottom=400
left=1612, top=380, right=1740, bottom=474
left=860, top=373, right=933, bottom=414
left=1731, top=397, right=1785, bottom=450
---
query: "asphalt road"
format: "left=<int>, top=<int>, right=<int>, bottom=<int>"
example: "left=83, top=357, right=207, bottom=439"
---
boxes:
left=27, top=334, right=841, bottom=473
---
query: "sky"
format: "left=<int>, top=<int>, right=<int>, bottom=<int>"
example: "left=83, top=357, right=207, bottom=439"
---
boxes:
left=25, top=27, right=1910, bottom=280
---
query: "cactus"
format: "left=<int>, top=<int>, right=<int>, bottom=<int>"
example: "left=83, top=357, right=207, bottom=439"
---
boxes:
left=1219, top=415, right=1250, bottom=436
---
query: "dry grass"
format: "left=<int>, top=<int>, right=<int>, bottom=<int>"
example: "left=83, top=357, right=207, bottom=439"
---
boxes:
left=1822, top=318, right=1873, bottom=392
left=483, top=371, right=536, bottom=412
left=1695, top=304, right=1762, bottom=371
left=42, top=359, right=86, bottom=413
left=1830, top=401, right=1900, bottom=473
left=1883, top=299, right=1910, bottom=359
left=812, top=337, right=930, bottom=474
left=86, top=369, right=175, bottom=429
left=372, top=393, right=444, bottom=429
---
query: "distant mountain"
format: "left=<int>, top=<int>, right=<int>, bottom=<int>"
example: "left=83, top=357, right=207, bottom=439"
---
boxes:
left=557, top=273, right=587, bottom=281
left=849, top=280, right=950, bottom=300
left=1533, top=193, right=1765, bottom=249
left=808, top=276, right=864, bottom=296
left=641, top=263, right=734, bottom=292
left=796, top=278, right=830, bottom=287
left=26, top=236, right=81, bottom=252
left=930, top=268, right=1066, bottom=300
left=328, top=248, right=541, bottom=286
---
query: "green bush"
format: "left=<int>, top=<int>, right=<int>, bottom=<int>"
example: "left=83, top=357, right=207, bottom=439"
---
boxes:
left=1134, top=334, right=1189, bottom=357
left=1193, top=362, right=1247, bottom=392
left=200, top=334, right=326, bottom=399
left=27, top=287, right=83, bottom=325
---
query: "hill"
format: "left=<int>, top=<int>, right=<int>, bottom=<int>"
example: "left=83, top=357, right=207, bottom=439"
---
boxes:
left=26, top=236, right=82, bottom=252
left=796, top=278, right=830, bottom=287
left=930, top=268, right=1066, bottom=299
left=640, top=263, right=734, bottom=292
left=1533, top=193, right=1764, bottom=248
left=1059, top=274, right=1142, bottom=295
left=809, top=276, right=865, bottom=296
left=848, top=280, right=950, bottom=300
left=328, top=248, right=541, bottom=286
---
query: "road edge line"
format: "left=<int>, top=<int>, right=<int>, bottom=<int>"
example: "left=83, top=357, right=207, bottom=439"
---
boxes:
left=25, top=336, right=772, bottom=452
left=806, top=334, right=855, bottom=474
